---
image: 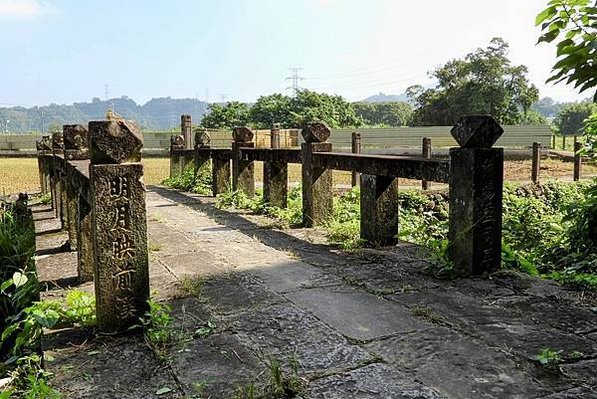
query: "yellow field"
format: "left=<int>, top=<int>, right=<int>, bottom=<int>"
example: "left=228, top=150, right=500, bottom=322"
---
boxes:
left=1, top=157, right=596, bottom=195
left=0, top=157, right=172, bottom=195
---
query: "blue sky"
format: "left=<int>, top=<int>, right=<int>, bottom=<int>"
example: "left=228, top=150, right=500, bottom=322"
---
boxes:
left=0, top=0, right=588, bottom=107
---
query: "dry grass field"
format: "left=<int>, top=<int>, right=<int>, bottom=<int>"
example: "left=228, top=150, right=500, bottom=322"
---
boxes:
left=1, top=157, right=596, bottom=195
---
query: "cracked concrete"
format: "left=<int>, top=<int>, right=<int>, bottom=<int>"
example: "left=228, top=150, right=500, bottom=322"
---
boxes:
left=33, top=186, right=597, bottom=398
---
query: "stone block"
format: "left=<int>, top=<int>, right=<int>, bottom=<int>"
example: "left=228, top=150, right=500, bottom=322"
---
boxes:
left=232, top=126, right=254, bottom=143
left=89, top=121, right=143, bottom=164
left=450, top=115, right=503, bottom=148
left=302, top=142, right=333, bottom=227
left=448, top=147, right=503, bottom=275
left=90, top=163, right=149, bottom=333
left=63, top=124, right=89, bottom=160
left=301, top=122, right=331, bottom=143
left=360, top=174, right=399, bottom=247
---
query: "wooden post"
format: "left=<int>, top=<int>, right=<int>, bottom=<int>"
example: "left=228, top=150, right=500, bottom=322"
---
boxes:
left=448, top=115, right=504, bottom=276
left=421, top=137, right=431, bottom=190
left=89, top=120, right=149, bottom=333
left=574, top=141, right=582, bottom=181
left=562, top=135, right=566, bottom=150
left=302, top=122, right=333, bottom=227
left=264, top=123, right=288, bottom=208
left=531, top=142, right=541, bottom=184
left=351, top=132, right=361, bottom=187
left=232, top=127, right=255, bottom=197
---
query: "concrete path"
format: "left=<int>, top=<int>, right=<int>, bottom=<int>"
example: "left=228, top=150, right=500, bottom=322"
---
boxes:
left=34, top=186, right=596, bottom=398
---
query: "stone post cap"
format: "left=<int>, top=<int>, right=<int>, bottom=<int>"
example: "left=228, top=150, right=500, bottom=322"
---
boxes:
left=181, top=114, right=192, bottom=122
left=170, top=134, right=184, bottom=149
left=89, top=120, right=143, bottom=164
left=36, top=136, right=52, bottom=151
left=194, top=128, right=211, bottom=147
left=271, top=123, right=281, bottom=130
left=302, top=122, right=331, bottom=143
left=232, top=126, right=254, bottom=143
left=450, top=115, right=504, bottom=148
left=51, top=132, right=64, bottom=149
left=63, top=124, right=89, bottom=150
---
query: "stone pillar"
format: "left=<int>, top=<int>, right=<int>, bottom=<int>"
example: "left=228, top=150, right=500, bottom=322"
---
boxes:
left=351, top=132, right=361, bottom=187
left=169, top=135, right=184, bottom=178
left=574, top=141, right=582, bottom=181
left=65, top=181, right=78, bottom=251
left=448, top=115, right=504, bottom=276
left=194, top=128, right=211, bottom=177
left=63, top=124, right=90, bottom=251
left=212, top=155, right=231, bottom=195
left=301, top=122, right=333, bottom=227
left=532, top=142, right=541, bottom=184
left=77, top=196, right=94, bottom=283
left=181, top=114, right=192, bottom=150
left=89, top=120, right=149, bottom=333
left=360, top=174, right=399, bottom=247
left=36, top=136, right=53, bottom=195
left=264, top=123, right=287, bottom=208
left=232, top=127, right=255, bottom=197
left=271, top=123, right=281, bottom=149
left=421, top=137, right=431, bottom=190
left=51, top=132, right=64, bottom=225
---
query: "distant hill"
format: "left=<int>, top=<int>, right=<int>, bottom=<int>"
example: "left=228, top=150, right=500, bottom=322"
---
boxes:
left=361, top=92, right=410, bottom=103
left=0, top=96, right=208, bottom=133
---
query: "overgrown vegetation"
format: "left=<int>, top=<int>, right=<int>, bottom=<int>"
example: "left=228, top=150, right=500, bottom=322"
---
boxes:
left=161, top=163, right=212, bottom=195
left=232, top=356, right=305, bottom=399
left=138, top=298, right=218, bottom=362
left=214, top=178, right=597, bottom=290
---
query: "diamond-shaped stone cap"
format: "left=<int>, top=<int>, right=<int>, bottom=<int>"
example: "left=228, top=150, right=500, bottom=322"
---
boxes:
left=450, top=115, right=504, bottom=148
left=170, top=134, right=184, bottom=147
left=194, top=129, right=211, bottom=147
left=302, top=122, right=331, bottom=143
left=89, top=120, right=143, bottom=164
left=52, top=132, right=64, bottom=149
left=232, top=127, right=254, bottom=143
left=63, top=124, right=89, bottom=150
left=36, top=136, right=52, bottom=151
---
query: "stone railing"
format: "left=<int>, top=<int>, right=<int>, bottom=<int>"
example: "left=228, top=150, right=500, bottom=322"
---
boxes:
left=37, top=121, right=149, bottom=334
left=170, top=115, right=505, bottom=276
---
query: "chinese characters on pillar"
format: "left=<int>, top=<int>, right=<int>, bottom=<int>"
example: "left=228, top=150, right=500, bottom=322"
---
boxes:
left=109, top=176, right=137, bottom=318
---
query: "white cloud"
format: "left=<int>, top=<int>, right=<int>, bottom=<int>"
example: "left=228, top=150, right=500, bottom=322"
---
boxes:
left=0, top=0, right=57, bottom=20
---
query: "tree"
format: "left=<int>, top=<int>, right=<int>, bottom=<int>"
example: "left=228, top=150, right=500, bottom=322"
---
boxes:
left=288, top=90, right=362, bottom=128
left=554, top=101, right=597, bottom=135
left=200, top=102, right=251, bottom=129
left=353, top=102, right=413, bottom=126
left=407, top=38, right=539, bottom=126
left=250, top=94, right=293, bottom=128
left=536, top=0, right=597, bottom=102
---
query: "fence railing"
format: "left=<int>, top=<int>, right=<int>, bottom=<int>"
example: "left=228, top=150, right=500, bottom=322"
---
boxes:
left=170, top=115, right=506, bottom=277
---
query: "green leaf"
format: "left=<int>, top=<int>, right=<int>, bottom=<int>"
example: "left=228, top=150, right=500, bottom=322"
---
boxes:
left=0, top=279, right=13, bottom=292
left=536, top=6, right=558, bottom=25
left=156, top=387, right=172, bottom=395
left=12, top=271, right=28, bottom=288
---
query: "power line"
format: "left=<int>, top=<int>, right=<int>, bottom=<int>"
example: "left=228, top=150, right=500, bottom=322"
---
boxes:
left=285, top=67, right=304, bottom=97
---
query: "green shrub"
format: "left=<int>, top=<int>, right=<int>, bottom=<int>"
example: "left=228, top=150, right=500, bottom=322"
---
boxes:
left=162, top=163, right=212, bottom=195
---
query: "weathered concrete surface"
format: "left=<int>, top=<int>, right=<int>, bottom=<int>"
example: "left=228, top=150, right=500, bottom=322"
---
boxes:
left=33, top=187, right=597, bottom=399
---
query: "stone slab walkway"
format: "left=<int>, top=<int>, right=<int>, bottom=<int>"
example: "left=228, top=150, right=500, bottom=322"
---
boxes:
left=33, top=186, right=597, bottom=398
